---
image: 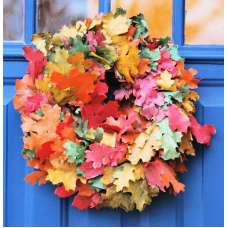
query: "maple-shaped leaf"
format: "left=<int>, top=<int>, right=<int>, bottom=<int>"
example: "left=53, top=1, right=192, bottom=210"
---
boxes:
left=54, top=185, right=75, bottom=198
left=47, top=49, right=72, bottom=75
left=100, top=132, right=117, bottom=147
left=36, top=140, right=55, bottom=162
left=123, top=179, right=159, bottom=211
left=157, top=70, right=175, bottom=90
left=23, top=93, right=48, bottom=114
left=103, top=12, right=131, bottom=36
left=144, top=159, right=185, bottom=194
left=156, top=118, right=182, bottom=160
left=168, top=45, right=183, bottom=61
left=190, top=115, right=216, bottom=145
left=69, top=35, right=89, bottom=55
left=56, top=114, right=76, bottom=141
left=114, top=87, right=132, bottom=101
left=167, top=104, right=190, bottom=133
left=46, top=163, right=78, bottom=191
left=72, top=191, right=100, bottom=210
left=22, top=104, right=61, bottom=149
left=51, top=69, right=97, bottom=104
left=182, top=91, right=199, bottom=113
left=23, top=46, right=47, bottom=78
left=176, top=61, right=199, bottom=89
left=80, top=161, right=104, bottom=179
left=100, top=185, right=135, bottom=212
left=24, top=170, right=47, bottom=185
left=81, top=97, right=120, bottom=129
left=133, top=76, right=157, bottom=106
left=102, top=163, right=144, bottom=192
left=13, top=74, right=34, bottom=112
left=64, top=140, right=86, bottom=165
left=116, top=44, right=140, bottom=83
left=141, top=48, right=160, bottom=70
left=131, top=13, right=148, bottom=39
left=85, top=143, right=126, bottom=168
left=179, top=131, right=195, bottom=156
left=128, top=124, right=161, bottom=164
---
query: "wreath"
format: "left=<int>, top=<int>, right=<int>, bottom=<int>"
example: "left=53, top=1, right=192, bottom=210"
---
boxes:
left=14, top=9, right=216, bottom=212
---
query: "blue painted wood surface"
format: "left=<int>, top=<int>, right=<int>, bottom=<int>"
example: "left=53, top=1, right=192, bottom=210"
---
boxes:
left=3, top=0, right=224, bottom=226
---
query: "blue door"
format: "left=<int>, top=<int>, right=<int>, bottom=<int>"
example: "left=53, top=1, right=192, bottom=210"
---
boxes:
left=3, top=0, right=224, bottom=226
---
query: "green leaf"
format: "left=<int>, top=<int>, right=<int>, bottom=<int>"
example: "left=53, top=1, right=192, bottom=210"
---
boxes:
left=158, top=37, right=171, bottom=47
left=168, top=45, right=183, bottom=61
left=89, top=176, right=105, bottom=190
left=141, top=48, right=160, bottom=70
left=131, top=13, right=148, bottom=39
left=75, top=117, right=104, bottom=142
left=76, top=167, right=85, bottom=177
left=64, top=140, right=86, bottom=165
left=35, top=108, right=44, bottom=117
left=22, top=148, right=35, bottom=160
left=163, top=87, right=189, bottom=104
left=69, top=36, right=89, bottom=55
left=114, top=8, right=127, bottom=17
left=156, top=118, right=182, bottom=160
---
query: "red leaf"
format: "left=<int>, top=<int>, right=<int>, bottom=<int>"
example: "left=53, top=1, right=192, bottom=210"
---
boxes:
left=144, top=159, right=185, bottom=194
left=190, top=115, right=216, bottom=145
left=71, top=193, right=101, bottom=210
left=167, top=104, right=190, bottom=133
left=36, top=140, right=55, bottom=162
left=80, top=161, right=104, bottom=179
left=81, top=97, right=120, bottom=128
left=23, top=46, right=46, bottom=78
left=54, top=185, right=75, bottom=198
left=85, top=143, right=126, bottom=168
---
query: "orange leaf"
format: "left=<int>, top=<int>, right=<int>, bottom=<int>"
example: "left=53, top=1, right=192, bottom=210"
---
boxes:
left=177, top=61, right=199, bottom=89
left=51, top=69, right=97, bottom=103
left=24, top=170, right=47, bottom=185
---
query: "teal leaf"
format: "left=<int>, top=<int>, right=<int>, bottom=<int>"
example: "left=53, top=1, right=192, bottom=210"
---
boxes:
left=168, top=45, right=183, bottom=61
left=89, top=176, right=105, bottom=190
left=156, top=118, right=182, bottom=160
left=22, top=148, right=35, bottom=160
left=69, top=36, right=89, bottom=55
left=64, top=140, right=86, bottom=165
left=163, top=87, right=189, bottom=104
left=131, top=13, right=148, bottom=39
left=141, top=48, right=160, bottom=70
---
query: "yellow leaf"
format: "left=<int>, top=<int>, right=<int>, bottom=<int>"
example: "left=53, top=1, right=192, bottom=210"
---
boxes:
left=102, top=163, right=144, bottom=192
left=157, top=70, right=174, bottom=90
left=116, top=44, right=140, bottom=83
left=128, top=124, right=161, bottom=164
left=46, top=163, right=77, bottom=191
left=101, top=185, right=135, bottom=212
left=123, top=179, right=159, bottom=211
left=100, top=132, right=117, bottom=147
left=182, top=91, right=199, bottom=113
left=47, top=49, right=72, bottom=75
left=32, top=35, right=47, bottom=56
left=57, top=21, right=87, bottom=39
left=103, top=12, right=131, bottom=36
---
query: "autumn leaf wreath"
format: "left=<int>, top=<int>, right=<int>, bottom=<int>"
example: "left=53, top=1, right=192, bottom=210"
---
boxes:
left=14, top=9, right=216, bottom=212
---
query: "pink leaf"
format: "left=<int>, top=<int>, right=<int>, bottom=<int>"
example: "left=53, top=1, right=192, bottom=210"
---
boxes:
left=80, top=161, right=104, bottom=179
left=190, top=115, right=216, bottom=145
left=167, top=104, right=190, bottom=133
